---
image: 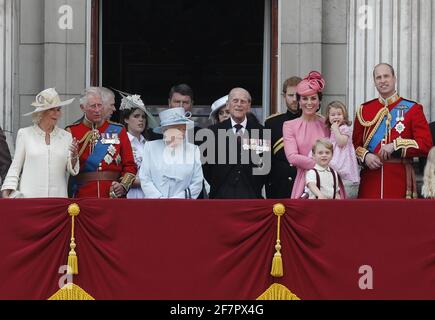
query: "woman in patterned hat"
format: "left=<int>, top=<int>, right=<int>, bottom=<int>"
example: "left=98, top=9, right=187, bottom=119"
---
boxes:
left=1, top=88, right=79, bottom=198
left=282, top=71, right=330, bottom=199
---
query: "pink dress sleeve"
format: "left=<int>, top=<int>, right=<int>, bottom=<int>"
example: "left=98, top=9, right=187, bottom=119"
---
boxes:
left=283, top=121, right=315, bottom=170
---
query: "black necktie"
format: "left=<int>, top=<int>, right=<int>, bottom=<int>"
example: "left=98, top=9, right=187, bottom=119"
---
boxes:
left=234, top=124, right=243, bottom=133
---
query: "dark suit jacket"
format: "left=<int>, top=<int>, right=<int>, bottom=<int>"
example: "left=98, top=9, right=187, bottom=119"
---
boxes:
left=264, top=110, right=301, bottom=198
left=203, top=118, right=268, bottom=198
left=0, top=127, right=12, bottom=182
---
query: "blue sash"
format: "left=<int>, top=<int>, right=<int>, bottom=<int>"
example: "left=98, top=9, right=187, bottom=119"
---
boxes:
left=83, top=124, right=122, bottom=172
left=367, top=100, right=415, bottom=152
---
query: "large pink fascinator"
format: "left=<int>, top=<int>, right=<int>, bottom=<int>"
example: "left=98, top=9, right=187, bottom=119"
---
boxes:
left=296, top=71, right=325, bottom=97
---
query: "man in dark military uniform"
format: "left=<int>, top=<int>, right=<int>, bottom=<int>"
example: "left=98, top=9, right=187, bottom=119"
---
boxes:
left=66, top=87, right=137, bottom=198
left=264, top=76, right=302, bottom=198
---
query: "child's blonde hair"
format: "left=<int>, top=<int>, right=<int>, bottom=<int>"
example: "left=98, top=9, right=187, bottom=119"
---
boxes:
left=312, top=138, right=334, bottom=155
left=422, top=147, right=435, bottom=198
left=325, top=101, right=352, bottom=128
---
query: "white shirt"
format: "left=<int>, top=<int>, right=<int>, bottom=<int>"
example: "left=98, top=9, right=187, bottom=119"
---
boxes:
left=139, top=140, right=204, bottom=199
left=305, top=164, right=340, bottom=199
left=1, top=125, right=79, bottom=198
left=126, top=132, right=146, bottom=199
left=230, top=117, right=247, bottom=135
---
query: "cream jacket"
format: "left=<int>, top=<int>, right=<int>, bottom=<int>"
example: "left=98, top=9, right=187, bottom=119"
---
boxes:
left=1, top=125, right=79, bottom=198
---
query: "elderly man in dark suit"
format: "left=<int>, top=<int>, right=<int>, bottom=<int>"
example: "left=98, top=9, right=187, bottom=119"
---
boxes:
left=0, top=126, right=12, bottom=185
left=203, top=88, right=270, bottom=199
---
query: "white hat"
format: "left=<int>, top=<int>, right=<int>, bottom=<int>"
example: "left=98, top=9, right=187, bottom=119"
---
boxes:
left=23, top=88, right=74, bottom=116
left=153, top=107, right=193, bottom=134
left=209, top=95, right=229, bottom=119
left=116, top=90, right=158, bottom=128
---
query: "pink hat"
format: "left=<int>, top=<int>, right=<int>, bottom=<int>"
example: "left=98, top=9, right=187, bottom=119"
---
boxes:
left=296, top=71, right=325, bottom=97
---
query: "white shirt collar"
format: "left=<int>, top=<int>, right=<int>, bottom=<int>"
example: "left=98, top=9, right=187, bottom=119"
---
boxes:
left=127, top=132, right=146, bottom=144
left=230, top=117, right=247, bottom=133
left=314, top=164, right=331, bottom=172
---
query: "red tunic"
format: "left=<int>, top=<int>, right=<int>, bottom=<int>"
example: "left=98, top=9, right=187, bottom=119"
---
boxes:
left=352, top=95, right=432, bottom=198
left=68, top=119, right=137, bottom=198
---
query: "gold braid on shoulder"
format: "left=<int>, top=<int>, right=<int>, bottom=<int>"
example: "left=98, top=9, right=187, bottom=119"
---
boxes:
left=77, top=131, right=94, bottom=158
left=356, top=105, right=391, bottom=149
left=356, top=105, right=389, bottom=127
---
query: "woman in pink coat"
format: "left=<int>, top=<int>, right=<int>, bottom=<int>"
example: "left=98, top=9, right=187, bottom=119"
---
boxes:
left=283, top=71, right=330, bottom=198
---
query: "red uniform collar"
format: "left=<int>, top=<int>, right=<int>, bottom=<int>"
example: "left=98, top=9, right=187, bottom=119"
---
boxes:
left=378, top=92, right=400, bottom=106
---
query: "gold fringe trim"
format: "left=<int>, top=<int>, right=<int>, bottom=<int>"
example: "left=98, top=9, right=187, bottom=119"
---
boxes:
left=257, top=283, right=300, bottom=300
left=48, top=284, right=95, bottom=300
left=270, top=204, right=285, bottom=278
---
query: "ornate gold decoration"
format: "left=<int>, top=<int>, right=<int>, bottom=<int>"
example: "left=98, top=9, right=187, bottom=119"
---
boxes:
left=257, top=283, right=300, bottom=300
left=271, top=203, right=285, bottom=278
left=48, top=284, right=94, bottom=300
left=67, top=203, right=80, bottom=275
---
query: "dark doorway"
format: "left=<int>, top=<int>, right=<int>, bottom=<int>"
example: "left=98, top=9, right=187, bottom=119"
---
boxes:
left=102, top=0, right=265, bottom=120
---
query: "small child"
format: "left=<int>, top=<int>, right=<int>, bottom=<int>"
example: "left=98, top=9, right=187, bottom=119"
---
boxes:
left=305, top=139, right=341, bottom=199
left=422, top=147, right=435, bottom=199
left=325, top=101, right=360, bottom=198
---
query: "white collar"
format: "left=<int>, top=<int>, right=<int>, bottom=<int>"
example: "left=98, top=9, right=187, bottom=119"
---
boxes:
left=230, top=117, right=247, bottom=129
left=127, top=132, right=146, bottom=144
left=314, top=164, right=331, bottom=172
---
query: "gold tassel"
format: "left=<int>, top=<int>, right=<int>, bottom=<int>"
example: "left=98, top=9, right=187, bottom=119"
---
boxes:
left=271, top=240, right=283, bottom=277
left=270, top=203, right=286, bottom=278
left=67, top=203, right=80, bottom=275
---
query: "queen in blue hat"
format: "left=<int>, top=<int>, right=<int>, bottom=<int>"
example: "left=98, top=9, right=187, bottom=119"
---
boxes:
left=138, top=108, right=204, bottom=199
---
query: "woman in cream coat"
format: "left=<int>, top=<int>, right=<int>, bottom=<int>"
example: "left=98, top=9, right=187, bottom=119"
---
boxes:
left=1, top=88, right=79, bottom=198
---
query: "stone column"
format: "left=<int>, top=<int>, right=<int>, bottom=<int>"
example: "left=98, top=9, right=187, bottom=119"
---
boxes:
left=17, top=0, right=88, bottom=131
left=348, top=0, right=435, bottom=122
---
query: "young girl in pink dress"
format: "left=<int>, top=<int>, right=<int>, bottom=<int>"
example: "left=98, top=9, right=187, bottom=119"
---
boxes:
left=283, top=71, right=330, bottom=199
left=325, top=101, right=360, bottom=198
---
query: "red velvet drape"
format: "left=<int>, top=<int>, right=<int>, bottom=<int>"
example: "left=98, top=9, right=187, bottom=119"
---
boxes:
left=1, top=199, right=435, bottom=300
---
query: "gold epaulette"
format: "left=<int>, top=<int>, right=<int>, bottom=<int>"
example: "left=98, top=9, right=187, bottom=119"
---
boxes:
left=265, top=113, right=282, bottom=121
left=393, top=138, right=419, bottom=157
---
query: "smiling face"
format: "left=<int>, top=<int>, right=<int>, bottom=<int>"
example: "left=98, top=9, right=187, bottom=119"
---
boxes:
left=374, top=64, right=397, bottom=99
left=299, top=94, right=320, bottom=118
left=125, top=108, right=147, bottom=136
left=228, top=88, right=251, bottom=123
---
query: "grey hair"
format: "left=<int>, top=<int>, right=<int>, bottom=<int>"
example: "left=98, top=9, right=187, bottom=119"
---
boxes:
left=228, top=88, right=252, bottom=103
left=31, top=111, right=44, bottom=124
left=100, top=87, right=115, bottom=104
left=79, top=87, right=101, bottom=106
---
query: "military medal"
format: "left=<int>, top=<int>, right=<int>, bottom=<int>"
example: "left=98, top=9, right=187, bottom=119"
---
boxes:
left=108, top=145, right=116, bottom=156
left=395, top=122, right=405, bottom=134
left=115, top=154, right=122, bottom=165
left=395, top=110, right=405, bottom=134
left=104, top=154, right=113, bottom=165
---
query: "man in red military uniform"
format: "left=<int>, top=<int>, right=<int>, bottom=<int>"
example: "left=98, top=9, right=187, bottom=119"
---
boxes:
left=67, top=87, right=136, bottom=198
left=353, top=63, right=432, bottom=198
